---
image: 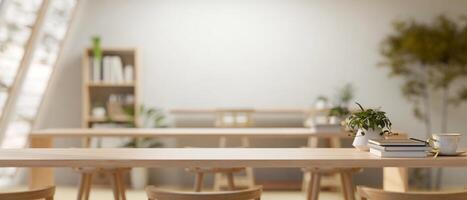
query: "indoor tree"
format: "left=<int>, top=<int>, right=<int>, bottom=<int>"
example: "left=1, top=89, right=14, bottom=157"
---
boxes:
left=380, top=15, right=467, bottom=137
left=380, top=15, right=467, bottom=189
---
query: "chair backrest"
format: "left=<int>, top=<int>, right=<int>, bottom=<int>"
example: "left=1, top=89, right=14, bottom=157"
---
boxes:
left=0, top=186, right=55, bottom=200
left=357, top=186, right=467, bottom=200
left=215, top=109, right=255, bottom=128
left=146, top=186, right=262, bottom=200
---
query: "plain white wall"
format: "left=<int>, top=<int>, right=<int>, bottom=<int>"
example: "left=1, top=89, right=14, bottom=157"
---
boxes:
left=39, top=0, right=467, bottom=187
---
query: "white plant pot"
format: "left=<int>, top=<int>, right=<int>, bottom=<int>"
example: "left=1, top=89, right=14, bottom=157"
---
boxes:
left=329, top=116, right=341, bottom=125
left=130, top=167, right=148, bottom=189
left=352, top=129, right=383, bottom=151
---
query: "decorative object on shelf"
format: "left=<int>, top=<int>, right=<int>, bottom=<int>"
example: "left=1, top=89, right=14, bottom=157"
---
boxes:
left=91, top=106, right=106, bottom=118
left=123, top=105, right=166, bottom=189
left=106, top=94, right=135, bottom=122
left=124, top=64, right=134, bottom=83
left=380, top=15, right=467, bottom=188
left=91, top=36, right=102, bottom=82
left=345, top=102, right=392, bottom=151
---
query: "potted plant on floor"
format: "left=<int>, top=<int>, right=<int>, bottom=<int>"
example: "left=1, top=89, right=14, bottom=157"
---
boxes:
left=346, top=103, right=392, bottom=151
left=123, top=105, right=166, bottom=189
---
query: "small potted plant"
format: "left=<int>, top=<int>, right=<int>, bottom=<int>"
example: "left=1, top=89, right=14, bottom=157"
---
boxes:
left=123, top=105, right=166, bottom=189
left=328, top=83, right=354, bottom=124
left=328, top=106, right=350, bottom=124
left=346, top=103, right=392, bottom=151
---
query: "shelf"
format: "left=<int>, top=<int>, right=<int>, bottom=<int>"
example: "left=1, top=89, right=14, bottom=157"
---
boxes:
left=87, top=82, right=135, bottom=87
left=87, top=116, right=133, bottom=123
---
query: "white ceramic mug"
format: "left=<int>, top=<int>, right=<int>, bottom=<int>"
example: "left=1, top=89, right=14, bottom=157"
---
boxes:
left=431, top=133, right=461, bottom=155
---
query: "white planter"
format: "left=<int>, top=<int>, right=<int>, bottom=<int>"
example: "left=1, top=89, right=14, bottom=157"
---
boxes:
left=329, top=116, right=341, bottom=125
left=352, top=129, right=383, bottom=151
left=130, top=167, right=148, bottom=189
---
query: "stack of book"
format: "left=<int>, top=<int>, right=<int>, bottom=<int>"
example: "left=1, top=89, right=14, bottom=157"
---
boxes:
left=92, top=56, right=134, bottom=83
left=369, top=139, right=429, bottom=158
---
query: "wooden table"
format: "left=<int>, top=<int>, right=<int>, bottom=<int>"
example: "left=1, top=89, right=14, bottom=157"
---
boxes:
left=29, top=128, right=348, bottom=189
left=170, top=108, right=308, bottom=115
left=29, top=128, right=413, bottom=192
left=7, top=148, right=466, bottom=191
left=30, top=128, right=346, bottom=139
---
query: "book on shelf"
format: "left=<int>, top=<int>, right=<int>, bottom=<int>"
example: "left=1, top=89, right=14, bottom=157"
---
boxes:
left=92, top=55, right=132, bottom=84
left=369, top=139, right=426, bottom=146
left=370, top=148, right=427, bottom=158
left=368, top=143, right=429, bottom=151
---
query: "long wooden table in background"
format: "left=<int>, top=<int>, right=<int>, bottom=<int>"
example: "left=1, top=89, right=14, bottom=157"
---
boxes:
left=28, top=128, right=408, bottom=192
left=30, top=128, right=345, bottom=139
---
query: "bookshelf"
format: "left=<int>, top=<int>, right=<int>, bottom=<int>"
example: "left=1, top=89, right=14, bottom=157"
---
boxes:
left=82, top=48, right=140, bottom=129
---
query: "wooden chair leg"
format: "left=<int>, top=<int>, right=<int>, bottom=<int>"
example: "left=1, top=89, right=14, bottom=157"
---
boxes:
left=77, top=174, right=87, bottom=200
left=302, top=171, right=310, bottom=193
left=308, top=172, right=321, bottom=200
left=110, top=171, right=121, bottom=200
left=226, top=172, right=236, bottom=190
left=194, top=172, right=204, bottom=192
left=83, top=174, right=92, bottom=200
left=117, top=170, right=127, bottom=200
left=340, top=172, right=349, bottom=200
left=341, top=171, right=355, bottom=200
left=241, top=167, right=255, bottom=188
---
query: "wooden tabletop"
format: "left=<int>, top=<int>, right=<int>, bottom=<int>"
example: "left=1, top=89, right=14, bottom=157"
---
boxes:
left=170, top=108, right=308, bottom=114
left=3, top=148, right=467, bottom=168
left=30, top=128, right=348, bottom=138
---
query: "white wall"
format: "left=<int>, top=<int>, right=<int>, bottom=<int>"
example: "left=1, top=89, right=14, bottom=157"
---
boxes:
left=40, top=0, right=467, bottom=187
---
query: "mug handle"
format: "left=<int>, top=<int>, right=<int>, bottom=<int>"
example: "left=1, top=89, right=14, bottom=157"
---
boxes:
left=427, top=137, right=439, bottom=158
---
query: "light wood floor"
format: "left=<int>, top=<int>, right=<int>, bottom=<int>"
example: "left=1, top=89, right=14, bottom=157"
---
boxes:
left=3, top=186, right=345, bottom=200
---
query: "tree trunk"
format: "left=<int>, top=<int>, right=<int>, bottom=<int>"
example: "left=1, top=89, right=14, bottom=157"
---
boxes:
left=421, top=65, right=433, bottom=189
left=441, top=86, right=449, bottom=133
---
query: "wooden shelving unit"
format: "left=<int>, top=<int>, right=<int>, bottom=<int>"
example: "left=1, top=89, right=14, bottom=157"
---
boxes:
left=82, top=48, right=140, bottom=129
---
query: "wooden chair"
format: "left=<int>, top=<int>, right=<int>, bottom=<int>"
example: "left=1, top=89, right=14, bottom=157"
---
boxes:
left=302, top=107, right=362, bottom=195
left=0, top=186, right=55, bottom=200
left=215, top=109, right=255, bottom=190
left=77, top=167, right=129, bottom=200
left=186, top=109, right=255, bottom=191
left=302, top=108, right=344, bottom=192
left=145, top=185, right=262, bottom=200
left=303, top=168, right=359, bottom=200
left=357, top=186, right=467, bottom=200
left=76, top=137, right=128, bottom=200
left=186, top=167, right=245, bottom=192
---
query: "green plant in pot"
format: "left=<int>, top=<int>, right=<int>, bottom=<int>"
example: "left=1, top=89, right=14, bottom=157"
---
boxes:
left=328, top=106, right=350, bottom=124
left=328, top=83, right=355, bottom=124
left=346, top=103, right=392, bottom=151
left=122, top=105, right=166, bottom=189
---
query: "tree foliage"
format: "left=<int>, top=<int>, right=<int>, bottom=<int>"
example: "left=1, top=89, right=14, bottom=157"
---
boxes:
left=380, top=15, right=467, bottom=135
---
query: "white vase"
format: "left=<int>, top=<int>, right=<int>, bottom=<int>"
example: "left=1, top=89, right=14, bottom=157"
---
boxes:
left=329, top=116, right=341, bottom=125
left=130, top=167, right=148, bottom=189
left=352, top=129, right=383, bottom=151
